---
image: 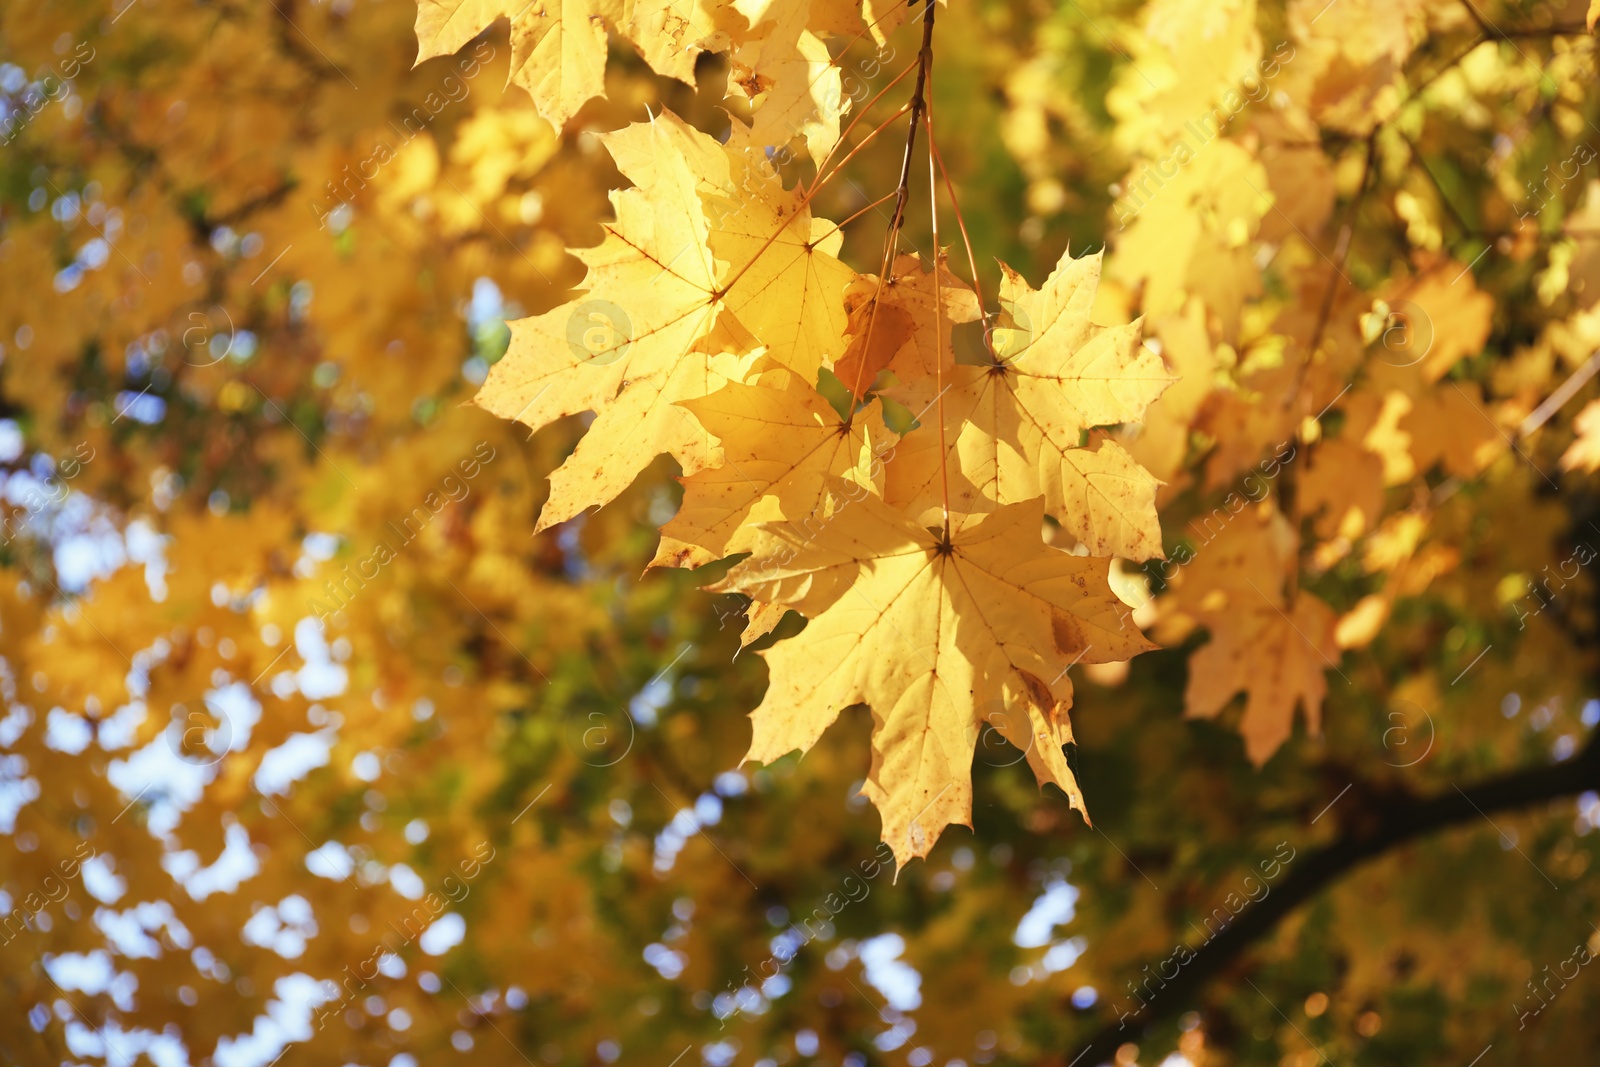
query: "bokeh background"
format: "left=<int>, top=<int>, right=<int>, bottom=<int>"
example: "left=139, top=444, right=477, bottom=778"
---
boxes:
left=3, top=1, right=1600, bottom=1066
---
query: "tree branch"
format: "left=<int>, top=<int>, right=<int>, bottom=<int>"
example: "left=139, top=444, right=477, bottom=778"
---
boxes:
left=1072, top=732, right=1600, bottom=1066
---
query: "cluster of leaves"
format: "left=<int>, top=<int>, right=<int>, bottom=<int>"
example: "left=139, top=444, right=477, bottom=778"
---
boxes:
left=3, top=0, right=1600, bottom=1066
left=468, top=27, right=1171, bottom=860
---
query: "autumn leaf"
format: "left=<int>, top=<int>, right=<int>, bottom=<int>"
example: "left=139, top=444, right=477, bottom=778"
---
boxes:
left=414, top=0, right=617, bottom=129
left=836, top=290, right=919, bottom=399
left=807, top=0, right=911, bottom=45
left=708, top=133, right=857, bottom=378
left=1110, top=139, right=1269, bottom=331
left=1402, top=382, right=1505, bottom=479
left=474, top=112, right=743, bottom=529
left=1297, top=436, right=1384, bottom=541
left=1186, top=589, right=1339, bottom=765
left=1386, top=263, right=1494, bottom=382
left=835, top=253, right=979, bottom=401
left=885, top=248, right=1171, bottom=560
left=1161, top=505, right=1340, bottom=763
left=650, top=371, right=885, bottom=569
left=475, top=112, right=852, bottom=529
left=730, top=0, right=845, bottom=162
left=628, top=0, right=745, bottom=85
left=720, top=490, right=1155, bottom=864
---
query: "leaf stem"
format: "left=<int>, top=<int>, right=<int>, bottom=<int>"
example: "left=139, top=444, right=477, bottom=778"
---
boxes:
left=805, top=102, right=914, bottom=203
left=926, top=97, right=950, bottom=542
left=926, top=116, right=995, bottom=361
left=714, top=103, right=911, bottom=305
left=846, top=0, right=939, bottom=402
left=811, top=189, right=904, bottom=245
left=807, top=58, right=921, bottom=196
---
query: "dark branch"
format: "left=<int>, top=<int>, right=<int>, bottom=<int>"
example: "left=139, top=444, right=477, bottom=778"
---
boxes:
left=1072, top=732, right=1600, bottom=1066
left=882, top=0, right=938, bottom=246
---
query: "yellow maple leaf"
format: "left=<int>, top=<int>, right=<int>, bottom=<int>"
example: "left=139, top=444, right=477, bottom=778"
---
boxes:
left=1297, top=436, right=1385, bottom=541
left=708, top=134, right=856, bottom=378
left=629, top=0, right=745, bottom=85
left=838, top=253, right=980, bottom=404
left=1113, top=140, right=1269, bottom=331
left=650, top=372, right=884, bottom=569
left=720, top=490, right=1156, bottom=865
left=413, top=0, right=618, bottom=129
left=1277, top=0, right=1424, bottom=135
left=885, top=249, right=1171, bottom=560
left=1251, top=111, right=1338, bottom=245
left=1106, top=0, right=1263, bottom=151
left=806, top=0, right=909, bottom=45
left=1157, top=501, right=1291, bottom=649
left=1161, top=504, right=1339, bottom=763
left=474, top=114, right=734, bottom=529
left=1185, top=588, right=1339, bottom=765
left=1402, top=382, right=1505, bottom=479
left=1133, top=298, right=1218, bottom=484
left=730, top=0, right=843, bottom=162
left=1387, top=263, right=1494, bottom=382
left=476, top=112, right=850, bottom=528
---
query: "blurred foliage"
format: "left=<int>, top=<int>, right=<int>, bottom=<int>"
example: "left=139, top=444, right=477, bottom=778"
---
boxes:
left=1, top=1, right=1599, bottom=1067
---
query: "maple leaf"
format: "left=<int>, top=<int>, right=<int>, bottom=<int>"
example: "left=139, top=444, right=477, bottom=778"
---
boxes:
left=719, top=490, right=1156, bottom=865
left=1254, top=108, right=1339, bottom=242
left=1282, top=0, right=1424, bottom=135
left=1107, top=0, right=1262, bottom=148
left=1111, top=140, right=1269, bottom=332
left=1297, top=436, right=1384, bottom=541
left=1136, top=299, right=1219, bottom=483
left=1185, top=589, right=1339, bottom=765
left=1402, top=382, right=1504, bottom=479
left=473, top=112, right=737, bottom=529
left=1160, top=501, right=1296, bottom=630
left=708, top=134, right=856, bottom=378
left=413, top=0, right=617, bottom=129
left=730, top=0, right=844, bottom=162
left=1163, top=505, right=1340, bottom=763
left=650, top=372, right=884, bottom=569
left=1387, top=264, right=1494, bottom=382
left=884, top=249, right=1171, bottom=560
left=476, top=113, right=851, bottom=528
left=629, top=0, right=745, bottom=85
left=835, top=291, right=918, bottom=399
left=835, top=253, right=979, bottom=402
left=807, top=0, right=911, bottom=44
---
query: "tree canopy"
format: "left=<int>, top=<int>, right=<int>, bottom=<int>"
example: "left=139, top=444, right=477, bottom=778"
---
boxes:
left=2, top=0, right=1600, bottom=1066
